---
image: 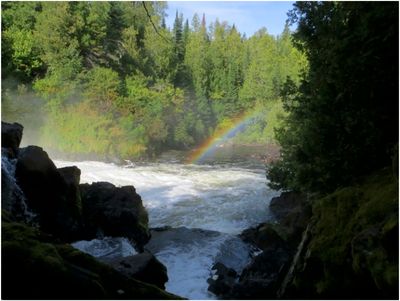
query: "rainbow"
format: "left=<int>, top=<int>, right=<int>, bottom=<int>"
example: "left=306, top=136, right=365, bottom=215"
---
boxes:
left=186, top=110, right=260, bottom=164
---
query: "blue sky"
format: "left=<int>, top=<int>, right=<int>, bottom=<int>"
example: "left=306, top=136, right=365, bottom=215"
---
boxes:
left=165, top=1, right=295, bottom=37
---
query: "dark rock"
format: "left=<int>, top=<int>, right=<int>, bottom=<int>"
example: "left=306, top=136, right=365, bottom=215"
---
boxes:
left=58, top=166, right=81, bottom=187
left=280, top=169, right=399, bottom=299
left=15, top=146, right=82, bottom=241
left=207, top=262, right=237, bottom=297
left=269, top=191, right=311, bottom=246
left=231, top=247, right=291, bottom=299
left=230, top=192, right=312, bottom=300
left=101, top=251, right=168, bottom=289
left=2, top=221, right=181, bottom=300
left=235, top=222, right=297, bottom=299
left=145, top=227, right=221, bottom=254
left=240, top=223, right=287, bottom=251
left=1, top=122, right=23, bottom=157
left=58, top=166, right=83, bottom=218
left=150, top=225, right=173, bottom=232
left=80, top=182, right=150, bottom=250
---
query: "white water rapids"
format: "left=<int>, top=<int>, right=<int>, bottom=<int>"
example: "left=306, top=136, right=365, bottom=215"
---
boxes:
left=55, top=160, right=279, bottom=299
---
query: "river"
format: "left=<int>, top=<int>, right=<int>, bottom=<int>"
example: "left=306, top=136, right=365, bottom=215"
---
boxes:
left=54, top=148, right=279, bottom=299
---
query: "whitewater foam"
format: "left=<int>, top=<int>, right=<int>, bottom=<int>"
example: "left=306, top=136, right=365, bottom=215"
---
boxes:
left=54, top=161, right=278, bottom=234
left=72, top=237, right=137, bottom=259
left=56, top=160, right=278, bottom=299
left=145, top=227, right=252, bottom=299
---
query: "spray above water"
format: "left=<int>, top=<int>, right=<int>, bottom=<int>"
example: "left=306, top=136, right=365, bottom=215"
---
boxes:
left=186, top=111, right=260, bottom=164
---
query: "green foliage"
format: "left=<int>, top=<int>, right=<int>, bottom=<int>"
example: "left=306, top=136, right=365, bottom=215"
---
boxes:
left=1, top=2, right=43, bottom=80
left=268, top=2, right=399, bottom=193
left=2, top=1, right=306, bottom=160
left=209, top=21, right=245, bottom=120
left=234, top=100, right=287, bottom=144
left=83, top=66, right=120, bottom=110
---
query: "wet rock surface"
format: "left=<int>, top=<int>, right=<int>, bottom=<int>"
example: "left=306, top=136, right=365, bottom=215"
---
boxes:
left=2, top=221, right=180, bottom=300
left=15, top=146, right=82, bottom=241
left=101, top=251, right=168, bottom=289
left=209, top=191, right=311, bottom=299
left=2, top=122, right=178, bottom=299
left=207, top=262, right=237, bottom=297
left=80, top=182, right=150, bottom=250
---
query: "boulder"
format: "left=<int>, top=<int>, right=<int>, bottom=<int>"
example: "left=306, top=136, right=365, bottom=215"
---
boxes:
left=228, top=192, right=312, bottom=300
left=1, top=122, right=23, bottom=157
left=15, top=146, right=82, bottom=241
left=146, top=227, right=221, bottom=253
left=231, top=247, right=291, bottom=299
left=269, top=191, right=311, bottom=246
left=280, top=169, right=399, bottom=299
left=232, top=223, right=293, bottom=299
left=101, top=251, right=168, bottom=289
left=269, top=191, right=309, bottom=220
left=58, top=166, right=83, bottom=216
left=240, top=223, right=287, bottom=251
left=207, top=262, right=237, bottom=297
left=2, top=221, right=181, bottom=300
left=80, top=182, right=150, bottom=250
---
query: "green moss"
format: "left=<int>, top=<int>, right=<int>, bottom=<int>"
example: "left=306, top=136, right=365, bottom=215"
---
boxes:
left=2, top=221, right=183, bottom=299
left=292, top=168, right=398, bottom=298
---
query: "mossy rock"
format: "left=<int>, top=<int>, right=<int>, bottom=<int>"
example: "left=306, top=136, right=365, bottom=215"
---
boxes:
left=286, top=168, right=398, bottom=299
left=2, top=221, right=182, bottom=299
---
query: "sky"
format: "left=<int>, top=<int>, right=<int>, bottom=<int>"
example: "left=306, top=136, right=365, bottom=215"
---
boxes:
left=165, top=1, right=295, bottom=37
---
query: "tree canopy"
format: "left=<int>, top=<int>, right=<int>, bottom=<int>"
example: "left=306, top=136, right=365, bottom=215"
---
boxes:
left=267, top=1, right=399, bottom=193
left=2, top=1, right=305, bottom=160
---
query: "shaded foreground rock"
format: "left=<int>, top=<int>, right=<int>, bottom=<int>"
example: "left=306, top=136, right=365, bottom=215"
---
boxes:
left=146, top=226, right=222, bottom=253
left=10, top=144, right=150, bottom=248
left=207, top=262, right=237, bottom=297
left=1, top=121, right=179, bottom=299
left=210, top=191, right=311, bottom=299
left=230, top=169, right=398, bottom=300
left=101, top=251, right=168, bottom=289
left=269, top=191, right=311, bottom=247
left=15, top=146, right=82, bottom=241
left=80, top=182, right=150, bottom=250
left=2, top=221, right=180, bottom=300
left=280, top=169, right=398, bottom=299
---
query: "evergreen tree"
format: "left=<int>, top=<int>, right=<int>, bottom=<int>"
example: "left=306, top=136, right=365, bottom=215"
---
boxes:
left=268, top=2, right=399, bottom=192
left=1, top=1, right=310, bottom=160
left=161, top=17, right=166, bottom=29
left=183, top=19, right=190, bottom=46
left=172, top=11, right=186, bottom=86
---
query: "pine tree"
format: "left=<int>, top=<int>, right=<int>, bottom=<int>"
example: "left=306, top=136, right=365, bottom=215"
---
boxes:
left=201, top=13, right=206, bottom=29
left=173, top=11, right=184, bottom=63
left=183, top=18, right=190, bottom=46
left=161, top=16, right=166, bottom=29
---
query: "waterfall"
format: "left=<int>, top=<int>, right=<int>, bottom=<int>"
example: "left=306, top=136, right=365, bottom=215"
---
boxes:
left=1, top=149, right=36, bottom=222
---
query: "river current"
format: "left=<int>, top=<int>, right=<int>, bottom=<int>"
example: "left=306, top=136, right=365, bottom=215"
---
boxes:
left=55, top=155, right=279, bottom=299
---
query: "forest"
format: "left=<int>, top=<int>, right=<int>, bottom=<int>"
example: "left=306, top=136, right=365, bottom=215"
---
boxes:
left=2, top=1, right=306, bottom=160
left=1, top=2, right=398, bottom=300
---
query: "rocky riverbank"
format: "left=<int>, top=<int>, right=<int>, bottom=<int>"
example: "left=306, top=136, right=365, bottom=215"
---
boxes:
left=208, top=176, right=398, bottom=299
left=2, top=121, right=397, bottom=300
left=1, top=121, right=181, bottom=299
